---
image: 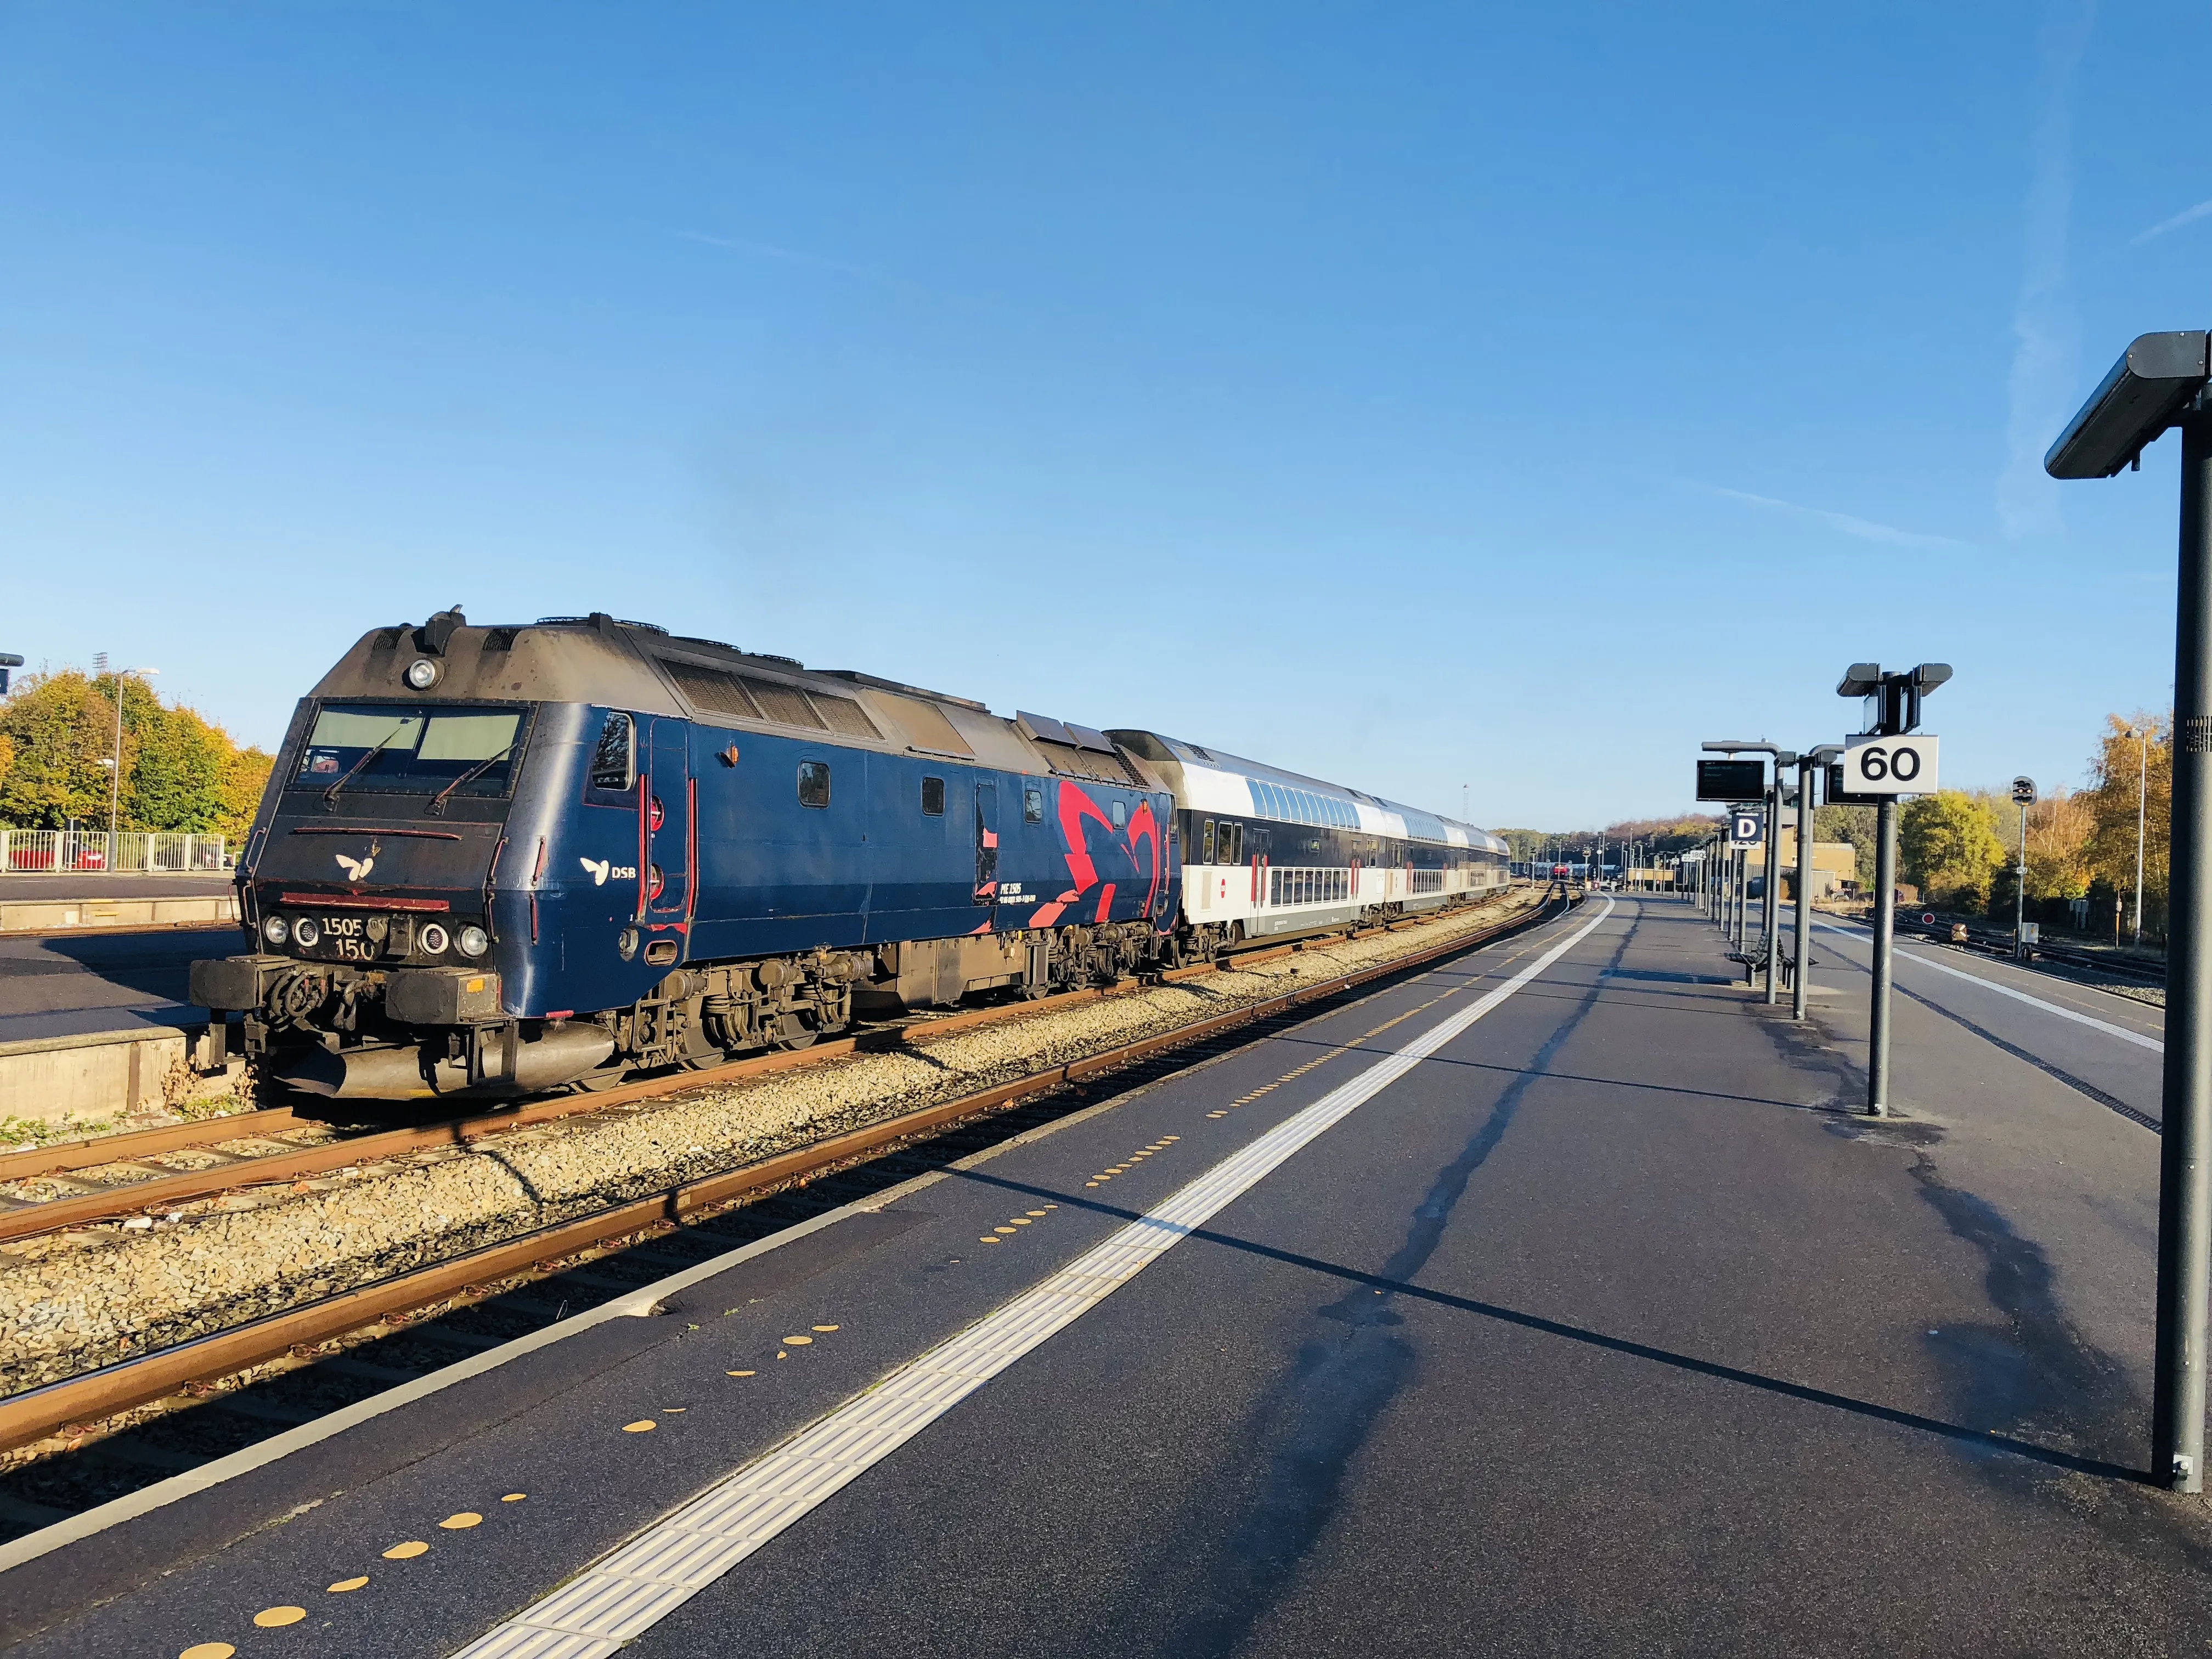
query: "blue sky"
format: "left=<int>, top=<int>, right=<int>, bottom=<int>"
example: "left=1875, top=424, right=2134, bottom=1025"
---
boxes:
left=3, top=2, right=2206, bottom=828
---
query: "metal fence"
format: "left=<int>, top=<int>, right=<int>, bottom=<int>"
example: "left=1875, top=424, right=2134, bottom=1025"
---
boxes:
left=0, top=829, right=228, bottom=873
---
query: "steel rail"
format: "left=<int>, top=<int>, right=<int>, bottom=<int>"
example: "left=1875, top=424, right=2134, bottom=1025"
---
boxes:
left=0, top=891, right=1567, bottom=1452
left=0, top=903, right=1522, bottom=1237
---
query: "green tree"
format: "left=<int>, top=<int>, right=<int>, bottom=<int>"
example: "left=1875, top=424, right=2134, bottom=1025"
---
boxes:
left=0, top=670, right=274, bottom=837
left=1813, top=802, right=1876, bottom=884
left=0, top=672, right=119, bottom=828
left=1899, top=790, right=2005, bottom=906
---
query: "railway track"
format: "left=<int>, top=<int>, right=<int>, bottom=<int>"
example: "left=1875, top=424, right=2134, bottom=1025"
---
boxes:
left=1889, top=915, right=2166, bottom=986
left=0, top=916, right=1475, bottom=1241
left=0, top=890, right=1567, bottom=1541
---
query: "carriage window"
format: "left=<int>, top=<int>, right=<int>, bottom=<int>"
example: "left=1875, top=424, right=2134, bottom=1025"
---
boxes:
left=798, top=761, right=831, bottom=809
left=921, top=776, right=945, bottom=816
left=1202, top=819, right=1216, bottom=862
left=1222, top=823, right=1242, bottom=864
left=1111, top=800, right=1127, bottom=829
left=1024, top=787, right=1044, bottom=823
left=589, top=712, right=634, bottom=791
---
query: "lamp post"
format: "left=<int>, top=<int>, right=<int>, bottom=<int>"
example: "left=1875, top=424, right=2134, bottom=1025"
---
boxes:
left=1835, top=662, right=1951, bottom=1118
left=2136, top=724, right=2151, bottom=948
left=103, top=665, right=158, bottom=870
left=2046, top=328, right=2212, bottom=1490
left=1795, top=746, right=1843, bottom=1021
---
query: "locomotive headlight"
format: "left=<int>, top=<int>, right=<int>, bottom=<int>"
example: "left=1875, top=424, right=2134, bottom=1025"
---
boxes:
left=292, top=916, right=323, bottom=948
left=262, top=915, right=290, bottom=945
left=457, top=924, right=489, bottom=957
left=419, top=923, right=450, bottom=955
left=404, top=657, right=441, bottom=690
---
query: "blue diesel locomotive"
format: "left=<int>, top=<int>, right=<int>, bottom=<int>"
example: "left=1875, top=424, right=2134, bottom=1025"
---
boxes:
left=190, top=611, right=1504, bottom=1101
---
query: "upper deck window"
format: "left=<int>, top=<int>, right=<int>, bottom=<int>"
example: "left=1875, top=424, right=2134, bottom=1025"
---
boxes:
left=294, top=703, right=527, bottom=799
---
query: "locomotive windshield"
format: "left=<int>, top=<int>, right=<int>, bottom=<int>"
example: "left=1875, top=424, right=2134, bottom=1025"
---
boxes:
left=292, top=702, right=529, bottom=800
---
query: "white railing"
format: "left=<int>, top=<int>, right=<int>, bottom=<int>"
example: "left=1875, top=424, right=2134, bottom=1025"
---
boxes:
left=0, top=829, right=228, bottom=873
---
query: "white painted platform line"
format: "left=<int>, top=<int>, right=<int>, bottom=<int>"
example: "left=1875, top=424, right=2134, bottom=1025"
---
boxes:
left=448, top=900, right=1619, bottom=1659
left=1811, top=922, right=2163, bottom=1054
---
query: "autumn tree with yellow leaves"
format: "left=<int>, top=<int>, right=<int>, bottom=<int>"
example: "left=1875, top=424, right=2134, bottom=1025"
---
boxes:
left=0, top=671, right=272, bottom=841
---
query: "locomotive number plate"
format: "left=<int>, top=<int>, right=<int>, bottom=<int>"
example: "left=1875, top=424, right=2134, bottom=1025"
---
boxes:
left=308, top=915, right=379, bottom=962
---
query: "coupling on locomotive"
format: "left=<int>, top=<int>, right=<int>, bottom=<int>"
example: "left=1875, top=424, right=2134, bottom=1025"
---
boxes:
left=190, top=610, right=1509, bottom=1102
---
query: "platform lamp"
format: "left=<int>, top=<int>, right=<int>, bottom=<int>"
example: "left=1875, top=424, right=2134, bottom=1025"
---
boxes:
left=2047, top=329, right=2212, bottom=1492
left=0, top=654, right=20, bottom=696
left=102, top=665, right=158, bottom=865
left=1793, top=746, right=1843, bottom=1021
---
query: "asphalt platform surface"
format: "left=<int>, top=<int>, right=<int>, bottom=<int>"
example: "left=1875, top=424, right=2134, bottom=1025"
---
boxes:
left=0, top=928, right=234, bottom=1043
left=7, top=894, right=2208, bottom=1657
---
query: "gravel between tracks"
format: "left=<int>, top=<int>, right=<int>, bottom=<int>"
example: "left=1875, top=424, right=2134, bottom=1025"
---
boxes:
left=0, top=893, right=1543, bottom=1397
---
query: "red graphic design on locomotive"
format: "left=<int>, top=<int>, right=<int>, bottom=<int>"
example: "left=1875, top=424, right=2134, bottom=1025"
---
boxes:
left=1025, top=778, right=1164, bottom=929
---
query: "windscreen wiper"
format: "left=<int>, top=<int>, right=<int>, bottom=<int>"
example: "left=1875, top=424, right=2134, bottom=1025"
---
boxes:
left=323, top=726, right=408, bottom=809
left=426, top=744, right=514, bottom=816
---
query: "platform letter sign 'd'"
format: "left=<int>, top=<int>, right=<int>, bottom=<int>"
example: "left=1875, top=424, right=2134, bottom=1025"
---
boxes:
left=1843, top=733, right=1939, bottom=796
left=1729, top=811, right=1763, bottom=844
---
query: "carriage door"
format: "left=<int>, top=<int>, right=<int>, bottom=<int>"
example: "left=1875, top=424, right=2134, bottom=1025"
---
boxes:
left=644, top=719, right=693, bottom=942
left=973, top=781, right=1000, bottom=916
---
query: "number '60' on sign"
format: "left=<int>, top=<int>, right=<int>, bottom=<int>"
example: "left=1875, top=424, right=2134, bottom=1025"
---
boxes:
left=1843, top=733, right=1940, bottom=795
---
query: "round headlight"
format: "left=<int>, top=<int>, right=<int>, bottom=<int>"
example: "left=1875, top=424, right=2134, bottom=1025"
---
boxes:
left=262, top=915, right=290, bottom=945
left=458, top=924, right=489, bottom=957
left=292, top=916, right=322, bottom=947
left=419, top=923, right=450, bottom=955
left=404, top=658, right=441, bottom=690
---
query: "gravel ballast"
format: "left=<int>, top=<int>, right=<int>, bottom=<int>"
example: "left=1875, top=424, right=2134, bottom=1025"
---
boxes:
left=0, top=892, right=1546, bottom=1397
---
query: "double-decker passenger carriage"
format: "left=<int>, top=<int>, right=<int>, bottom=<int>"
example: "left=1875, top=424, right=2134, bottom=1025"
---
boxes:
left=192, top=612, right=1177, bottom=1100
left=1106, top=731, right=1510, bottom=957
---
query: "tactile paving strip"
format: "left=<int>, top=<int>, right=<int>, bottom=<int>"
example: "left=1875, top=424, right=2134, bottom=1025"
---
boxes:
left=448, top=904, right=1613, bottom=1658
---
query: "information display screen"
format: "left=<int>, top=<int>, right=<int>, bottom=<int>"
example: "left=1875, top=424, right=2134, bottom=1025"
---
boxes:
left=1695, top=758, right=1766, bottom=802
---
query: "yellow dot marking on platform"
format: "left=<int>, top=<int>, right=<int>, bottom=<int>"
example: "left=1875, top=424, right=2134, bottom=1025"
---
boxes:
left=382, top=1541, right=428, bottom=1560
left=812, top=1324, right=839, bottom=1332
left=1027, top=1210, right=1050, bottom=1216
left=253, top=1607, right=307, bottom=1628
left=665, top=1407, right=685, bottom=1413
left=1159, top=1138, right=1177, bottom=1143
left=622, top=1419, right=657, bottom=1433
left=180, top=1645, right=235, bottom=1658
left=1207, top=1112, right=1226, bottom=1119
left=502, top=1493, right=527, bottom=1502
left=727, top=1369, right=756, bottom=1376
left=979, top=1235, right=1001, bottom=1243
left=439, top=1512, right=483, bottom=1530
left=328, top=1576, right=369, bottom=1593
left=1085, top=1181, right=1101, bottom=1187
left=993, top=1226, right=1017, bottom=1234
left=1007, top=1218, right=1030, bottom=1226
left=783, top=1334, right=813, bottom=1345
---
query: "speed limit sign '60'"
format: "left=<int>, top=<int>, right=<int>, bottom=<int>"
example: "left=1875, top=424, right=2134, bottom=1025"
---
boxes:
left=1843, top=733, right=1939, bottom=795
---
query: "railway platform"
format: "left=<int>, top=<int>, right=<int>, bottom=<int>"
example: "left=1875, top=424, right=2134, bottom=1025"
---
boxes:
left=2, top=894, right=2203, bottom=1656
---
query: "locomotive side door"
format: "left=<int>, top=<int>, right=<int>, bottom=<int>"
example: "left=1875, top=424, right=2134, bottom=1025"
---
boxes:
left=973, top=780, right=999, bottom=921
left=645, top=718, right=693, bottom=945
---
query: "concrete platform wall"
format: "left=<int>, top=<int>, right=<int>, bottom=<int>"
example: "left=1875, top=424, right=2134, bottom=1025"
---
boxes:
left=0, top=894, right=238, bottom=934
left=0, top=1027, right=241, bottom=1125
